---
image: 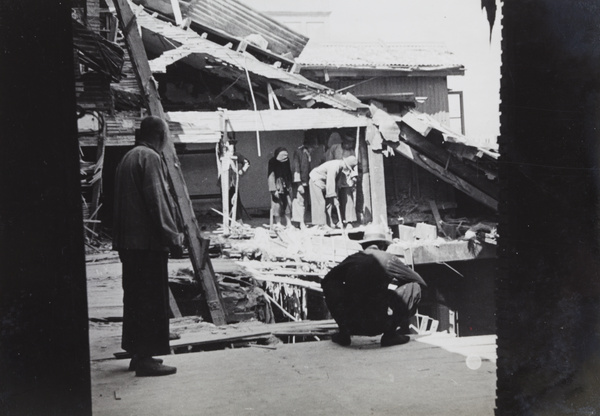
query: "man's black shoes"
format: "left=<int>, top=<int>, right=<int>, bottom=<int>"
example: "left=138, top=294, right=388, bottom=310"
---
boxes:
left=380, top=332, right=410, bottom=347
left=331, top=332, right=351, bottom=346
left=135, top=358, right=177, bottom=377
left=128, top=356, right=163, bottom=371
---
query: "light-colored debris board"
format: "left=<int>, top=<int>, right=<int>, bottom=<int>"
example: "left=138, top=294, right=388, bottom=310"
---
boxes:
left=168, top=331, right=272, bottom=350
left=387, top=239, right=496, bottom=264
left=167, top=108, right=370, bottom=133
left=130, top=319, right=339, bottom=353
left=237, top=266, right=324, bottom=292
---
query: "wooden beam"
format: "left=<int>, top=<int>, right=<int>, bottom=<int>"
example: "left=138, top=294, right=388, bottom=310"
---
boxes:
left=365, top=124, right=388, bottom=226
left=393, top=141, right=498, bottom=211
left=113, top=0, right=227, bottom=326
left=168, top=287, right=182, bottom=318
left=169, top=0, right=182, bottom=25
left=90, top=117, right=106, bottom=233
left=168, top=108, right=369, bottom=132
left=219, top=112, right=230, bottom=233
left=428, top=199, right=448, bottom=238
left=399, top=123, right=498, bottom=205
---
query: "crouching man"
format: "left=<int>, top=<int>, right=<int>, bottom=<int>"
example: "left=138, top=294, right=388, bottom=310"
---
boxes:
left=113, top=116, right=183, bottom=376
left=321, top=225, right=427, bottom=347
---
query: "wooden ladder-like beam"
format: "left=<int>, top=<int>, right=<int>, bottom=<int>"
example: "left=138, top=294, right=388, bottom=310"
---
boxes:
left=113, top=0, right=227, bottom=325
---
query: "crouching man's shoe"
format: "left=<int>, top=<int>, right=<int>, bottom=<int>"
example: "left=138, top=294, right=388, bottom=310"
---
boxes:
left=380, top=332, right=410, bottom=347
left=128, top=355, right=163, bottom=371
left=135, top=358, right=177, bottom=377
left=331, top=332, right=351, bottom=347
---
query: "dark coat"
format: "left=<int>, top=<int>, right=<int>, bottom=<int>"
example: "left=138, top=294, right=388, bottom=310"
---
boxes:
left=112, top=144, right=182, bottom=252
left=322, top=250, right=426, bottom=336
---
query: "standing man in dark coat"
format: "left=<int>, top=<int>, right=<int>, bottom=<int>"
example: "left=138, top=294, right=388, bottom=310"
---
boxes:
left=321, top=225, right=427, bottom=347
left=291, top=132, right=324, bottom=228
left=113, top=116, right=183, bottom=377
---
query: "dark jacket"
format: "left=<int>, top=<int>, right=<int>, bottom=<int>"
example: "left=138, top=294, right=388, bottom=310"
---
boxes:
left=112, top=144, right=183, bottom=251
left=291, top=145, right=325, bottom=185
left=321, top=250, right=426, bottom=335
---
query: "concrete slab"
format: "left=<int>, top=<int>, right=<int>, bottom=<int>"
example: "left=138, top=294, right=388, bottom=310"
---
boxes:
left=92, top=336, right=496, bottom=416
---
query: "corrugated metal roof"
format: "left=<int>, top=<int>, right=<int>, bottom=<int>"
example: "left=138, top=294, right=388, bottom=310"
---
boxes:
left=297, top=42, right=464, bottom=74
left=135, top=6, right=367, bottom=111
left=184, top=0, right=309, bottom=58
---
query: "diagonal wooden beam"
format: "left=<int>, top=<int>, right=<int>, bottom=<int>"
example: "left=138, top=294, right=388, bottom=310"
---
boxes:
left=113, top=0, right=227, bottom=325
left=393, top=126, right=498, bottom=211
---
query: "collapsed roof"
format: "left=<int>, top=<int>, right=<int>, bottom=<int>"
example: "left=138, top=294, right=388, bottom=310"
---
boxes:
left=134, top=0, right=309, bottom=59
left=84, top=0, right=498, bottom=211
left=135, top=4, right=365, bottom=112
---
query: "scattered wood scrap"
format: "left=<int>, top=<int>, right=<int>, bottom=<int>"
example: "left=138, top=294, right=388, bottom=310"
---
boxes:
left=112, top=319, right=339, bottom=358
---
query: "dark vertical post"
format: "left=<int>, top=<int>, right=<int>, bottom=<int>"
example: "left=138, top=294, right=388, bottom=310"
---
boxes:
left=0, top=2, right=92, bottom=415
left=497, top=1, right=600, bottom=414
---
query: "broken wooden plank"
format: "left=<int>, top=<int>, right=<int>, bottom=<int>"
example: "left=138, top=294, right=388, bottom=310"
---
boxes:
left=168, top=287, right=182, bottom=318
left=113, top=331, right=273, bottom=359
left=113, top=0, right=227, bottom=326
left=169, top=0, right=182, bottom=25
left=89, top=122, right=106, bottom=233
left=387, top=240, right=496, bottom=264
left=263, top=292, right=299, bottom=322
left=428, top=200, right=448, bottom=238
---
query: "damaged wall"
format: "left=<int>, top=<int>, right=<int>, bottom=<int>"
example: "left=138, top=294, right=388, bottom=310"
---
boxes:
left=175, top=130, right=305, bottom=215
left=323, top=76, right=450, bottom=124
left=236, top=130, right=304, bottom=212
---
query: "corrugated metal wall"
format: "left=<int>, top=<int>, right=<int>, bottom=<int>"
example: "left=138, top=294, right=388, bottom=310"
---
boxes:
left=180, top=130, right=305, bottom=214
left=328, top=76, right=450, bottom=125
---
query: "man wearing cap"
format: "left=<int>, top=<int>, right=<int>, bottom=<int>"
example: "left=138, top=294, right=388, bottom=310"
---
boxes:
left=321, top=224, right=427, bottom=347
left=308, top=155, right=358, bottom=227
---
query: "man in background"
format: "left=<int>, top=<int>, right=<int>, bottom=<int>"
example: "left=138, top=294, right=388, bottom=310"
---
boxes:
left=113, top=116, right=183, bottom=376
left=291, top=131, right=324, bottom=228
left=308, top=155, right=358, bottom=227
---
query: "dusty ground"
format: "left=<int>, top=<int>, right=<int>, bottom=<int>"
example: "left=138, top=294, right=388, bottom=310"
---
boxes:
left=86, top=220, right=497, bottom=415
left=91, top=334, right=496, bottom=416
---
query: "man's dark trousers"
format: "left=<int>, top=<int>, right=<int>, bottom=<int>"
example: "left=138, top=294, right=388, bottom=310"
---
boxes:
left=120, top=250, right=170, bottom=357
